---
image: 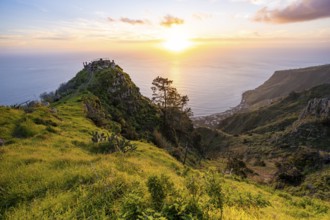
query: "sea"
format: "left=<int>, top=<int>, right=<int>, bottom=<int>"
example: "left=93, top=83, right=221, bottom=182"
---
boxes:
left=1, top=47, right=330, bottom=117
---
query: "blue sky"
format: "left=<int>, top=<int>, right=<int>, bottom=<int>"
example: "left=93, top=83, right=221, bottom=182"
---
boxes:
left=1, top=0, right=330, bottom=53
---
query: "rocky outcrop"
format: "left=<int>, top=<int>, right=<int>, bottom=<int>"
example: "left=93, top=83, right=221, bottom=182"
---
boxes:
left=299, top=98, right=330, bottom=120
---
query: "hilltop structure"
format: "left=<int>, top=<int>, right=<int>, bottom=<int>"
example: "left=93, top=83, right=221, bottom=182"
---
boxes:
left=83, top=58, right=116, bottom=71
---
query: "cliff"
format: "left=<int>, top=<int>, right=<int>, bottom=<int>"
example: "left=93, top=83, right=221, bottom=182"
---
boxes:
left=242, top=64, right=330, bottom=108
left=193, top=64, right=330, bottom=128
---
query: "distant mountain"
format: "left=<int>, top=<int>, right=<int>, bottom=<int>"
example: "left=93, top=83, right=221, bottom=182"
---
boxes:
left=193, top=64, right=330, bottom=128
left=242, top=64, right=330, bottom=108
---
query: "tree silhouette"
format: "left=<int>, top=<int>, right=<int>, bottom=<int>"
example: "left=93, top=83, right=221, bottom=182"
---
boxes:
left=151, top=76, right=192, bottom=145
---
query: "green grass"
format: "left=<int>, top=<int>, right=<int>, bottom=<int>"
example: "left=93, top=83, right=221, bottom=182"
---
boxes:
left=0, top=95, right=329, bottom=219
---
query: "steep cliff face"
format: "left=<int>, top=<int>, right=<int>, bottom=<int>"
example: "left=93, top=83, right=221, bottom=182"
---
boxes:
left=242, top=64, right=330, bottom=107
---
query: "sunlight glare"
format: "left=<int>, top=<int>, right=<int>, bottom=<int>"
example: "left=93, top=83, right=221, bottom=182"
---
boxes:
left=162, top=28, right=193, bottom=52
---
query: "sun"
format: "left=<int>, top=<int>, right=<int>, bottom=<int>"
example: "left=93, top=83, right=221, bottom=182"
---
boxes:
left=162, top=29, right=193, bottom=52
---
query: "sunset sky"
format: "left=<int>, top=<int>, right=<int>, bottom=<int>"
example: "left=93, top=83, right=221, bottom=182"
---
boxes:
left=1, top=0, right=330, bottom=53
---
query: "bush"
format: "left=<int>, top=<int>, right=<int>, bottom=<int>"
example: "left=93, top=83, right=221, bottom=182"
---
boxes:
left=40, top=91, right=56, bottom=103
left=204, top=171, right=224, bottom=220
left=90, top=132, right=137, bottom=154
left=162, top=198, right=203, bottom=220
left=147, top=175, right=173, bottom=211
left=226, top=192, right=271, bottom=209
left=153, top=130, right=174, bottom=150
left=185, top=174, right=203, bottom=201
left=33, top=118, right=58, bottom=127
left=13, top=119, right=41, bottom=138
left=226, top=158, right=254, bottom=178
left=253, top=158, right=266, bottom=167
left=120, top=191, right=146, bottom=220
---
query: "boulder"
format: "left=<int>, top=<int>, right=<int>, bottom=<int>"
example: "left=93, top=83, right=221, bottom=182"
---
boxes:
left=299, top=98, right=330, bottom=120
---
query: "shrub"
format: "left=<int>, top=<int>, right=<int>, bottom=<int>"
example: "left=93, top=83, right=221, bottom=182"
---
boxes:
left=33, top=118, right=58, bottom=127
left=253, top=158, right=266, bottom=167
left=162, top=198, right=203, bottom=220
left=153, top=130, right=174, bottom=150
left=90, top=132, right=137, bottom=154
left=13, top=119, right=41, bottom=138
left=40, top=91, right=56, bottom=103
left=275, top=162, right=304, bottom=187
left=120, top=191, right=146, bottom=220
left=204, top=171, right=224, bottom=220
left=226, top=158, right=254, bottom=178
left=185, top=174, right=203, bottom=201
left=147, top=175, right=173, bottom=211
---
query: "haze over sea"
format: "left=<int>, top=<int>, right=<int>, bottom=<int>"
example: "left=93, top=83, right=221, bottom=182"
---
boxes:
left=1, top=47, right=330, bottom=117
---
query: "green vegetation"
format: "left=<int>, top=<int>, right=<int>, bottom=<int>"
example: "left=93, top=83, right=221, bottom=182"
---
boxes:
left=1, top=62, right=330, bottom=219
left=212, top=84, right=330, bottom=200
left=150, top=76, right=201, bottom=165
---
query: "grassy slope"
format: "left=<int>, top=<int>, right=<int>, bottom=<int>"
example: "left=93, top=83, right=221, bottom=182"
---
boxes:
left=1, top=95, right=329, bottom=219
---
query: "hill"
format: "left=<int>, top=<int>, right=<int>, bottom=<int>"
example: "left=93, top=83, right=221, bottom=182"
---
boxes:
left=193, top=64, right=330, bottom=128
left=242, top=64, right=330, bottom=108
left=209, top=84, right=330, bottom=200
left=0, top=60, right=329, bottom=219
left=45, top=59, right=160, bottom=140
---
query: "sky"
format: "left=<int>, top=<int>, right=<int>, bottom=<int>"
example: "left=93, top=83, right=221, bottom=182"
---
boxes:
left=0, top=0, right=330, bottom=53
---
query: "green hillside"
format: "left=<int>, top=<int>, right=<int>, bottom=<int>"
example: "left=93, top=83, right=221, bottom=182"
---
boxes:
left=218, top=84, right=330, bottom=137
left=1, top=95, right=329, bottom=219
left=1, top=61, right=330, bottom=219
left=213, top=84, right=330, bottom=201
left=242, top=64, right=330, bottom=107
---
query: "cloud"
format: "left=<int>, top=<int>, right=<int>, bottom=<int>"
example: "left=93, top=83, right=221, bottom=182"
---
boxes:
left=107, top=17, right=115, bottom=22
left=193, top=13, right=213, bottom=20
left=231, top=0, right=266, bottom=4
left=160, top=15, right=184, bottom=27
left=120, top=17, right=146, bottom=25
left=107, top=17, right=147, bottom=25
left=254, top=0, right=330, bottom=23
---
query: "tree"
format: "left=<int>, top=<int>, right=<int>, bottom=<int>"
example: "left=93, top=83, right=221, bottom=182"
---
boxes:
left=151, top=76, right=191, bottom=125
left=151, top=76, right=193, bottom=146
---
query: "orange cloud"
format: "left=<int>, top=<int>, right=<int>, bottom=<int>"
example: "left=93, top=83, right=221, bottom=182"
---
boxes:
left=160, top=15, right=184, bottom=27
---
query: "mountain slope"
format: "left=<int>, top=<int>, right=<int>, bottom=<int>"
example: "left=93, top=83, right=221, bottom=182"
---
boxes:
left=210, top=84, right=330, bottom=199
left=218, top=84, right=330, bottom=137
left=242, top=64, right=330, bottom=107
left=193, top=64, right=330, bottom=128
left=1, top=95, right=329, bottom=219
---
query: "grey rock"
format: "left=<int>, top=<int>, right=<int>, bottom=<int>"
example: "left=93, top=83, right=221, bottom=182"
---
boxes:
left=299, top=98, right=330, bottom=120
left=0, top=138, right=4, bottom=146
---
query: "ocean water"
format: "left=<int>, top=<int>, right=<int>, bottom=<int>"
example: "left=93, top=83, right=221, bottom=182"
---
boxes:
left=1, top=48, right=330, bottom=116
